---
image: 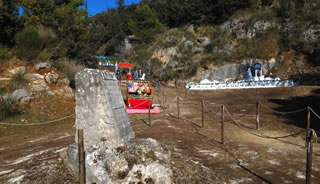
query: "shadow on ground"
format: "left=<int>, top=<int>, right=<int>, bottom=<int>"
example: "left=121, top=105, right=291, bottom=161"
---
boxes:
left=269, top=88, right=320, bottom=132
left=290, top=72, right=320, bottom=85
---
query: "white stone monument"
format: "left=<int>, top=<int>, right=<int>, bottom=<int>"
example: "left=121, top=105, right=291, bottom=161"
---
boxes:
left=75, top=69, right=134, bottom=149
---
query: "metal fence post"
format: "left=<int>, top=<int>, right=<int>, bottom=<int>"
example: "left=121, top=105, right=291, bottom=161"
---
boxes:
left=177, top=96, right=180, bottom=119
left=256, top=101, right=260, bottom=130
left=306, top=130, right=313, bottom=184
left=148, top=98, right=151, bottom=126
left=185, top=83, right=187, bottom=98
left=221, top=105, right=224, bottom=144
left=306, top=107, right=310, bottom=147
left=201, top=100, right=204, bottom=128
left=162, top=87, right=165, bottom=105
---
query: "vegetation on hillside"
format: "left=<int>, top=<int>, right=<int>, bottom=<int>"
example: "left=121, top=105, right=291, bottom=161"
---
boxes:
left=0, top=0, right=319, bottom=83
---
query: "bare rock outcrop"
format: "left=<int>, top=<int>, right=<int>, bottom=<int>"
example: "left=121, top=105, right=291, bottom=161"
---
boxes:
left=9, top=66, right=26, bottom=76
left=63, top=139, right=172, bottom=184
left=63, top=69, right=172, bottom=184
left=25, top=73, right=48, bottom=91
left=220, top=18, right=276, bottom=39
left=10, top=89, right=33, bottom=103
left=35, top=62, right=51, bottom=71
left=45, top=72, right=59, bottom=85
left=200, top=58, right=277, bottom=82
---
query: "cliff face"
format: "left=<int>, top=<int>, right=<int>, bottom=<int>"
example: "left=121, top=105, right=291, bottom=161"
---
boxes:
left=125, top=9, right=320, bottom=84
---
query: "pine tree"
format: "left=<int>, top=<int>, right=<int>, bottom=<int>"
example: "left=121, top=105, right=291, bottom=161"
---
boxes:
left=0, top=0, right=22, bottom=46
left=128, top=3, right=164, bottom=43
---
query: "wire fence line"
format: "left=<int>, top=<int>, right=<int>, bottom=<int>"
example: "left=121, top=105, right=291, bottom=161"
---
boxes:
left=309, top=107, right=320, bottom=120
left=259, top=101, right=320, bottom=121
left=223, top=107, right=306, bottom=140
left=258, top=101, right=307, bottom=115
left=0, top=114, right=75, bottom=126
left=172, top=96, right=316, bottom=141
left=203, top=101, right=221, bottom=116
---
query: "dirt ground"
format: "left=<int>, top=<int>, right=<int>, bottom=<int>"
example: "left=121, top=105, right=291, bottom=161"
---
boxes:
left=0, top=86, right=320, bottom=184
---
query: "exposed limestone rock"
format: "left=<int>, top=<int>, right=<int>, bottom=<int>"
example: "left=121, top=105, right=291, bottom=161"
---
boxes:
left=212, top=42, right=235, bottom=55
left=186, top=24, right=196, bottom=34
left=295, top=60, right=304, bottom=69
left=213, top=64, right=239, bottom=81
left=184, top=40, right=194, bottom=48
left=26, top=73, right=48, bottom=91
left=152, top=47, right=179, bottom=64
left=221, top=18, right=276, bottom=39
left=25, top=73, right=43, bottom=80
left=9, top=66, right=25, bottom=76
left=304, top=23, right=320, bottom=43
left=45, top=72, right=59, bottom=85
left=35, top=62, right=51, bottom=71
left=63, top=138, right=172, bottom=184
left=63, top=86, right=74, bottom=98
left=54, top=86, right=73, bottom=98
left=200, top=58, right=277, bottom=81
left=47, top=91, right=55, bottom=96
left=10, top=89, right=33, bottom=102
left=196, top=37, right=211, bottom=47
left=75, top=69, right=134, bottom=149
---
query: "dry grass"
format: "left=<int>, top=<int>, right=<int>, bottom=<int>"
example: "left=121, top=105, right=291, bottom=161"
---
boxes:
left=0, top=97, right=20, bottom=120
left=8, top=72, right=28, bottom=92
left=55, top=59, right=85, bottom=82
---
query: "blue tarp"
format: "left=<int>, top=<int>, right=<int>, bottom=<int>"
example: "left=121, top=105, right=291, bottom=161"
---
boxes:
left=96, top=56, right=117, bottom=67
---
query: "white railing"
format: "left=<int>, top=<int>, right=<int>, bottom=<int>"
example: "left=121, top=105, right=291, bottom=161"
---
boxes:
left=186, top=80, right=299, bottom=90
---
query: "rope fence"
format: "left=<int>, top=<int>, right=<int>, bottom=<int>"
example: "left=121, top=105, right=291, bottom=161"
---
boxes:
left=164, top=93, right=319, bottom=184
left=170, top=95, right=319, bottom=142
left=258, top=101, right=307, bottom=115
left=0, top=114, right=75, bottom=126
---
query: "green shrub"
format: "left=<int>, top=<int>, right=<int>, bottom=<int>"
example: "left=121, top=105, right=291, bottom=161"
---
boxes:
left=35, top=27, right=58, bottom=61
left=8, top=72, right=28, bottom=92
left=0, top=45, right=13, bottom=61
left=0, top=97, right=20, bottom=120
left=53, top=59, right=85, bottom=82
left=0, top=87, right=6, bottom=95
left=37, top=49, right=52, bottom=61
left=37, top=27, right=57, bottom=49
left=231, top=8, right=256, bottom=19
left=15, top=26, right=42, bottom=62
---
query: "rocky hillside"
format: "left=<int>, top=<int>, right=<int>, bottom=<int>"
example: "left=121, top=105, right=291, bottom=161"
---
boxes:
left=117, top=2, right=320, bottom=85
left=0, top=60, right=73, bottom=99
left=0, top=59, right=76, bottom=121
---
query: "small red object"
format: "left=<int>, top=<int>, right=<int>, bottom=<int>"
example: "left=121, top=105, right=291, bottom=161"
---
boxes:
left=127, top=73, right=132, bottom=80
left=119, top=62, right=132, bottom=69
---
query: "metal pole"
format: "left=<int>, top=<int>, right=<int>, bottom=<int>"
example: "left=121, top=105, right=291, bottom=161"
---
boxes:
left=185, top=83, right=187, bottom=98
left=177, top=96, right=180, bottom=119
left=201, top=100, right=204, bottom=128
left=164, top=87, right=166, bottom=104
left=221, top=105, right=224, bottom=144
left=306, top=130, right=313, bottom=184
left=126, top=87, right=128, bottom=103
left=148, top=98, right=151, bottom=126
left=306, top=107, right=310, bottom=147
left=162, top=87, right=165, bottom=105
left=78, top=129, right=85, bottom=184
left=256, top=101, right=260, bottom=130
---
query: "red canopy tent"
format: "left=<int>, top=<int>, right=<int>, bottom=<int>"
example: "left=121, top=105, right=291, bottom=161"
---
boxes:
left=118, top=62, right=132, bottom=69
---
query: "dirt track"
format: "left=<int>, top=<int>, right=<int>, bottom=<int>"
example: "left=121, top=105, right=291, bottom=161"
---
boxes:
left=0, top=86, right=320, bottom=183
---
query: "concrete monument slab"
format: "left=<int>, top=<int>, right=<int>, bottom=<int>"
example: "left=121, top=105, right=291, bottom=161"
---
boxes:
left=75, top=69, right=134, bottom=149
